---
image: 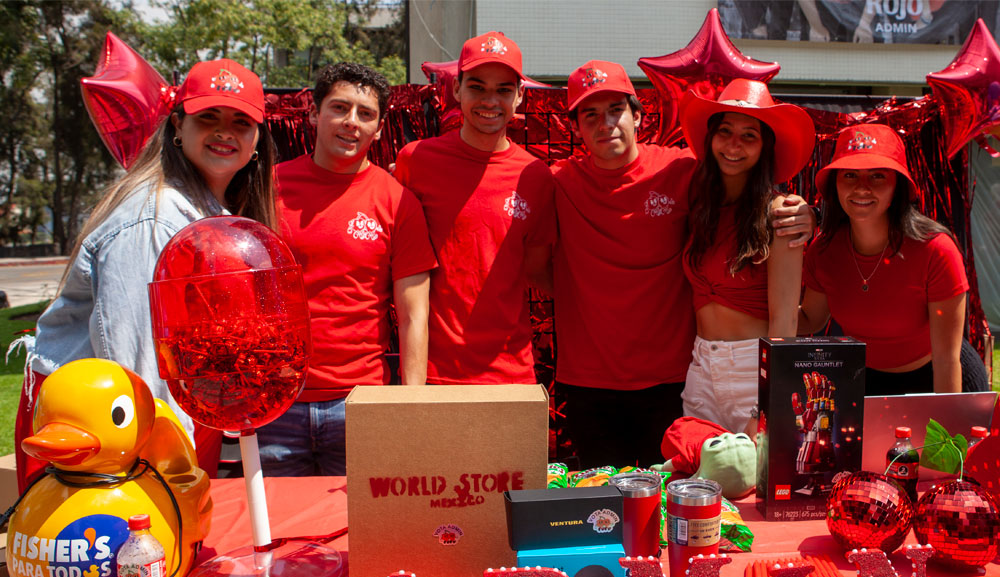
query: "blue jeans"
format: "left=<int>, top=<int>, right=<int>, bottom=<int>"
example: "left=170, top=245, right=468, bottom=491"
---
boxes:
left=256, top=399, right=346, bottom=476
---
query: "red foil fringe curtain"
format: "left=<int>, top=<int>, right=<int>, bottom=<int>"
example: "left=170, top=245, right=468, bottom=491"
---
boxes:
left=263, top=84, right=990, bottom=388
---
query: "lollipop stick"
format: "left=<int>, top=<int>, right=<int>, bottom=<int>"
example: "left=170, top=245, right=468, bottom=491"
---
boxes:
left=239, top=432, right=273, bottom=549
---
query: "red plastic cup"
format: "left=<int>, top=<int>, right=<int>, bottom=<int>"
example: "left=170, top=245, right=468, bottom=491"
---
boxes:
left=665, top=478, right=721, bottom=577
left=609, top=472, right=662, bottom=558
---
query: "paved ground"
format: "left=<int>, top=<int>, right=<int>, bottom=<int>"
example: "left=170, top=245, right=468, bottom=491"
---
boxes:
left=0, top=258, right=67, bottom=308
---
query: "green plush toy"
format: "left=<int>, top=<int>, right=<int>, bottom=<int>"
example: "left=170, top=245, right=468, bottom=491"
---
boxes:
left=650, top=417, right=756, bottom=500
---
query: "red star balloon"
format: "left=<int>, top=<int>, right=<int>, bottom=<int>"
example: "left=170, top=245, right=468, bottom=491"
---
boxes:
left=637, top=8, right=780, bottom=146
left=421, top=60, right=551, bottom=135
left=927, top=18, right=1000, bottom=158
left=81, top=32, right=173, bottom=169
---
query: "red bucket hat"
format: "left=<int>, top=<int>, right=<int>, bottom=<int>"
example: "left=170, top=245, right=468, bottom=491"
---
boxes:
left=567, top=60, right=637, bottom=112
left=814, top=124, right=918, bottom=200
left=176, top=59, right=265, bottom=124
left=458, top=31, right=526, bottom=80
left=680, top=78, right=816, bottom=184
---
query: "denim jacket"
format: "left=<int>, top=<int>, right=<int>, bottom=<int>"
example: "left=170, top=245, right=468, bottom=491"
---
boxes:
left=31, top=183, right=227, bottom=440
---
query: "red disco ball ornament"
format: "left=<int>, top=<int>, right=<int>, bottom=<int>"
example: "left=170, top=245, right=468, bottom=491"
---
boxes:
left=826, top=471, right=914, bottom=553
left=148, top=216, right=310, bottom=432
left=913, top=480, right=1000, bottom=569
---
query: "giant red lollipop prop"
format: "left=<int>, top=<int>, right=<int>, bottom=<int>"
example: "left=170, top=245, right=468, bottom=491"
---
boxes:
left=637, top=8, right=780, bottom=146
left=149, top=216, right=341, bottom=576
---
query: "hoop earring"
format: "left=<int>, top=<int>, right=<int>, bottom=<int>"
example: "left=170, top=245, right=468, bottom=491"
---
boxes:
left=250, top=150, right=259, bottom=162
left=172, top=136, right=182, bottom=148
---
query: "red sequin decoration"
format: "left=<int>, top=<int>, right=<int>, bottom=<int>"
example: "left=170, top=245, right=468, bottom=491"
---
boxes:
left=913, top=480, right=1000, bottom=569
left=617, top=555, right=663, bottom=577
left=903, top=544, right=935, bottom=577
left=684, top=554, right=731, bottom=577
left=826, top=471, right=914, bottom=553
left=846, top=548, right=897, bottom=577
left=766, top=561, right=815, bottom=577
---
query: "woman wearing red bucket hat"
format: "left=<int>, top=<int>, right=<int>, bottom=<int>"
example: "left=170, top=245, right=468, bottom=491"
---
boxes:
left=799, top=123, right=988, bottom=394
left=678, top=78, right=816, bottom=434
left=15, top=58, right=277, bottom=490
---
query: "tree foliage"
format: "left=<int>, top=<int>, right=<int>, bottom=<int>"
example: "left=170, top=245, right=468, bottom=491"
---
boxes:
left=0, top=0, right=406, bottom=253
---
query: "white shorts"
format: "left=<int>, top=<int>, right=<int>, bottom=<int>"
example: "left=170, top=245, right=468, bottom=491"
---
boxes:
left=681, top=336, right=759, bottom=434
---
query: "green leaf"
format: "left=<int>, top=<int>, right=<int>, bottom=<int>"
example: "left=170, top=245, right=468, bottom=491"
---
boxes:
left=920, top=418, right=968, bottom=474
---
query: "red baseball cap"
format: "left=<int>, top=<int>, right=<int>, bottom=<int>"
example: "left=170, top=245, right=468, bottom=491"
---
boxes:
left=176, top=59, right=265, bottom=124
left=814, top=123, right=918, bottom=200
left=458, top=31, right=526, bottom=80
left=567, top=60, right=637, bottom=112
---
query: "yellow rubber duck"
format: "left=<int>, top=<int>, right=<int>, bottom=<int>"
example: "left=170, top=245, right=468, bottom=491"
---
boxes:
left=5, top=358, right=212, bottom=577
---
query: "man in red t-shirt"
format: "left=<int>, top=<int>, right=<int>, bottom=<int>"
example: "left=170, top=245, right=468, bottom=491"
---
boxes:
left=259, top=63, right=437, bottom=476
left=394, top=32, right=555, bottom=385
left=549, top=61, right=815, bottom=468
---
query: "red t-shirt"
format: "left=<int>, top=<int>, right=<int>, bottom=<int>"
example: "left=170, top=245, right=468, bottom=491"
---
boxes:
left=276, top=156, right=437, bottom=401
left=550, top=144, right=698, bottom=389
left=683, top=204, right=769, bottom=321
left=803, top=229, right=968, bottom=370
left=394, top=131, right=556, bottom=385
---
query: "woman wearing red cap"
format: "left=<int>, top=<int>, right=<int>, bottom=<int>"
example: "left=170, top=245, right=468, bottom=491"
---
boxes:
left=15, top=59, right=276, bottom=489
left=799, top=123, right=988, bottom=395
left=679, top=79, right=817, bottom=434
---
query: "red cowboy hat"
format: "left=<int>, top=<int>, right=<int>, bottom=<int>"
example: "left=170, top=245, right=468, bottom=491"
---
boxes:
left=814, top=123, right=918, bottom=200
left=680, top=78, right=816, bottom=184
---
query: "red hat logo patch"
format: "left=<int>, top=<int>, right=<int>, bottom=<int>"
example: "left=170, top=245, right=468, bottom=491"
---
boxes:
left=582, top=67, right=609, bottom=89
left=846, top=131, right=876, bottom=152
left=211, top=68, right=245, bottom=94
left=481, top=36, right=508, bottom=55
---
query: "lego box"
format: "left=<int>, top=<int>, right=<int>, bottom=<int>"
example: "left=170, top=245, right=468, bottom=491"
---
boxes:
left=346, top=385, right=549, bottom=577
left=756, top=337, right=865, bottom=521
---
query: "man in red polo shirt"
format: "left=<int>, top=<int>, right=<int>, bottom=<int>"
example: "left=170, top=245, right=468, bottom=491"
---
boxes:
left=259, top=62, right=437, bottom=476
left=394, top=32, right=555, bottom=385
left=550, top=61, right=814, bottom=468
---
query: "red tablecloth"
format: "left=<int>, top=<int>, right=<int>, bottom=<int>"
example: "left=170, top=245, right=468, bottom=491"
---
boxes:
left=197, top=477, right=999, bottom=576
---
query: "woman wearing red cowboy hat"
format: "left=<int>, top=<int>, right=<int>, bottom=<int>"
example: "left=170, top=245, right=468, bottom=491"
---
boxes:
left=15, top=58, right=278, bottom=490
left=679, top=78, right=817, bottom=434
left=799, top=123, right=988, bottom=395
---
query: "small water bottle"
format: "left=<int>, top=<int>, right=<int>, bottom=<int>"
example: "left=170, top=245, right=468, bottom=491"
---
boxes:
left=117, top=514, right=166, bottom=577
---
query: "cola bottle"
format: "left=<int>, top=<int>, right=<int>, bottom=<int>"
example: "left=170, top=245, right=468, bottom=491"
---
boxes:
left=886, top=426, right=919, bottom=502
left=117, top=514, right=167, bottom=577
left=968, top=426, right=989, bottom=452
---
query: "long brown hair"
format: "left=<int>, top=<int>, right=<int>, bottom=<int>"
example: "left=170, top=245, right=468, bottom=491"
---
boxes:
left=57, top=105, right=277, bottom=292
left=686, top=112, right=777, bottom=274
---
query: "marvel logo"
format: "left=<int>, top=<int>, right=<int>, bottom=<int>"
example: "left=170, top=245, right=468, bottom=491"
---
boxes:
left=775, top=485, right=791, bottom=500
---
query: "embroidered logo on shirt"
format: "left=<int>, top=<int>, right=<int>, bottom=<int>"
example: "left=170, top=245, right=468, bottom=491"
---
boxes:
left=644, top=190, right=675, bottom=217
left=346, top=211, right=384, bottom=241
left=504, top=191, right=531, bottom=220
left=211, top=68, right=245, bottom=94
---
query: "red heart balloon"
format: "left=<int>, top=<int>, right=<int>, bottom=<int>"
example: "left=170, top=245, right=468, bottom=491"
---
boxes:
left=637, top=8, right=780, bottom=146
left=81, top=32, right=173, bottom=169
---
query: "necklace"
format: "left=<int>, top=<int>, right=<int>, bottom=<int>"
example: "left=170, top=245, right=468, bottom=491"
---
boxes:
left=849, top=232, right=889, bottom=292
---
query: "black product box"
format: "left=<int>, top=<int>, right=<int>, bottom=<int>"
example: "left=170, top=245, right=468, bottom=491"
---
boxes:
left=756, top=337, right=865, bottom=521
left=504, top=486, right=624, bottom=550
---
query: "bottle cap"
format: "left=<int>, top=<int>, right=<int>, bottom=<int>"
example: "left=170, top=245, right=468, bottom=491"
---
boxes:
left=971, top=426, right=989, bottom=439
left=128, top=514, right=151, bottom=531
left=894, top=426, right=912, bottom=438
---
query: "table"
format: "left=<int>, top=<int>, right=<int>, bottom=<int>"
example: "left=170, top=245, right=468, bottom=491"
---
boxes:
left=196, top=477, right=998, bottom=576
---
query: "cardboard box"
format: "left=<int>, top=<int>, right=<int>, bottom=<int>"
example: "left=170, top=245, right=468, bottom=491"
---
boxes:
left=517, top=543, right=626, bottom=577
left=756, top=337, right=865, bottom=521
left=505, top=486, right=623, bottom=550
left=346, top=385, right=549, bottom=577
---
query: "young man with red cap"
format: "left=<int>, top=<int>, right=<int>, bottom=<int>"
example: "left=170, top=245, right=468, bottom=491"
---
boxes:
left=259, top=63, right=437, bottom=476
left=550, top=60, right=815, bottom=468
left=394, top=32, right=554, bottom=385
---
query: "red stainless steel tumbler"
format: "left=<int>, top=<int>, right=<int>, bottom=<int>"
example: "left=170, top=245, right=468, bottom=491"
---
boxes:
left=609, top=472, right=663, bottom=557
left=666, top=478, right=722, bottom=577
